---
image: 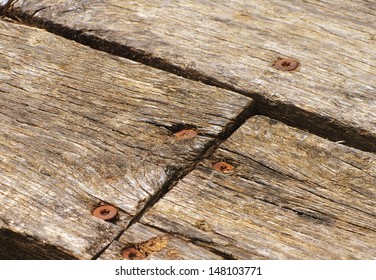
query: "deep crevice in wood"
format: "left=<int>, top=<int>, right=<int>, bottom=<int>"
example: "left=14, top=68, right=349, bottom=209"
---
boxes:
left=125, top=103, right=256, bottom=229
left=91, top=228, right=125, bottom=260
left=190, top=242, right=236, bottom=260
left=107, top=103, right=256, bottom=258
left=2, top=9, right=375, bottom=153
left=143, top=120, right=198, bottom=134
left=280, top=206, right=333, bottom=225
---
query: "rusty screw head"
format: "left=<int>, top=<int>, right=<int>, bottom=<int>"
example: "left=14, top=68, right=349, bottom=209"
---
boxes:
left=174, top=129, right=198, bottom=140
left=122, top=247, right=145, bottom=260
left=213, top=161, right=234, bottom=174
left=273, top=58, right=299, bottom=71
left=92, top=205, right=118, bottom=221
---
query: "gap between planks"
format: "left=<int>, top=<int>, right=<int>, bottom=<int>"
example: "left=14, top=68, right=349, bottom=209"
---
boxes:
left=92, top=101, right=255, bottom=259
left=1, top=7, right=375, bottom=153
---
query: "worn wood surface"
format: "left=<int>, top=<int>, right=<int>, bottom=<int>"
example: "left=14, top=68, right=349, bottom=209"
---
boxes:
left=0, top=20, right=253, bottom=259
left=99, top=223, right=223, bottom=260
left=10, top=0, right=376, bottom=151
left=1, top=0, right=375, bottom=260
left=141, top=116, right=376, bottom=259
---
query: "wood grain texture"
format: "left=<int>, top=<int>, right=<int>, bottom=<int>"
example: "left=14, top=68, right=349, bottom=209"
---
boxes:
left=0, top=20, right=253, bottom=259
left=10, top=0, right=376, bottom=151
left=98, top=223, right=223, bottom=260
left=141, top=116, right=376, bottom=259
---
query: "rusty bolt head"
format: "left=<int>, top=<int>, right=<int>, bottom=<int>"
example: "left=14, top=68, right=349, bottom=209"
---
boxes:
left=92, top=205, right=118, bottom=221
left=174, top=129, right=198, bottom=140
left=273, top=58, right=299, bottom=71
left=122, top=247, right=145, bottom=260
left=213, top=161, right=234, bottom=174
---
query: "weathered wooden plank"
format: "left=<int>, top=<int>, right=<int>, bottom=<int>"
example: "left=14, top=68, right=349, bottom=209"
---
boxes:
left=9, top=0, right=376, bottom=151
left=141, top=116, right=376, bottom=259
left=0, top=20, right=253, bottom=259
left=98, top=223, right=223, bottom=260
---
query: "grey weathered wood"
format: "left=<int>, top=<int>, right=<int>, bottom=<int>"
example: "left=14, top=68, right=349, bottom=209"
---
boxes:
left=10, top=0, right=376, bottom=151
left=141, top=116, right=376, bottom=259
left=98, top=223, right=223, bottom=260
left=0, top=20, right=253, bottom=259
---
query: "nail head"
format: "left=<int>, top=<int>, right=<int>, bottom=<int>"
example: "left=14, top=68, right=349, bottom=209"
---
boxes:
left=273, top=58, right=299, bottom=71
left=92, top=205, right=118, bottom=221
left=174, top=129, right=198, bottom=140
left=213, top=161, right=234, bottom=174
left=122, top=247, right=145, bottom=260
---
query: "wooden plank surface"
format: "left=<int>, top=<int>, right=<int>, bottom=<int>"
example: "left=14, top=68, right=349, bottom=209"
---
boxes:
left=0, top=20, right=253, bottom=259
left=99, top=223, right=223, bottom=260
left=9, top=0, right=376, bottom=151
left=141, top=116, right=376, bottom=259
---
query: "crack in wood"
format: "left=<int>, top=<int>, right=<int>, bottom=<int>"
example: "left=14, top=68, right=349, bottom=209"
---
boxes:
left=91, top=228, right=125, bottom=260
